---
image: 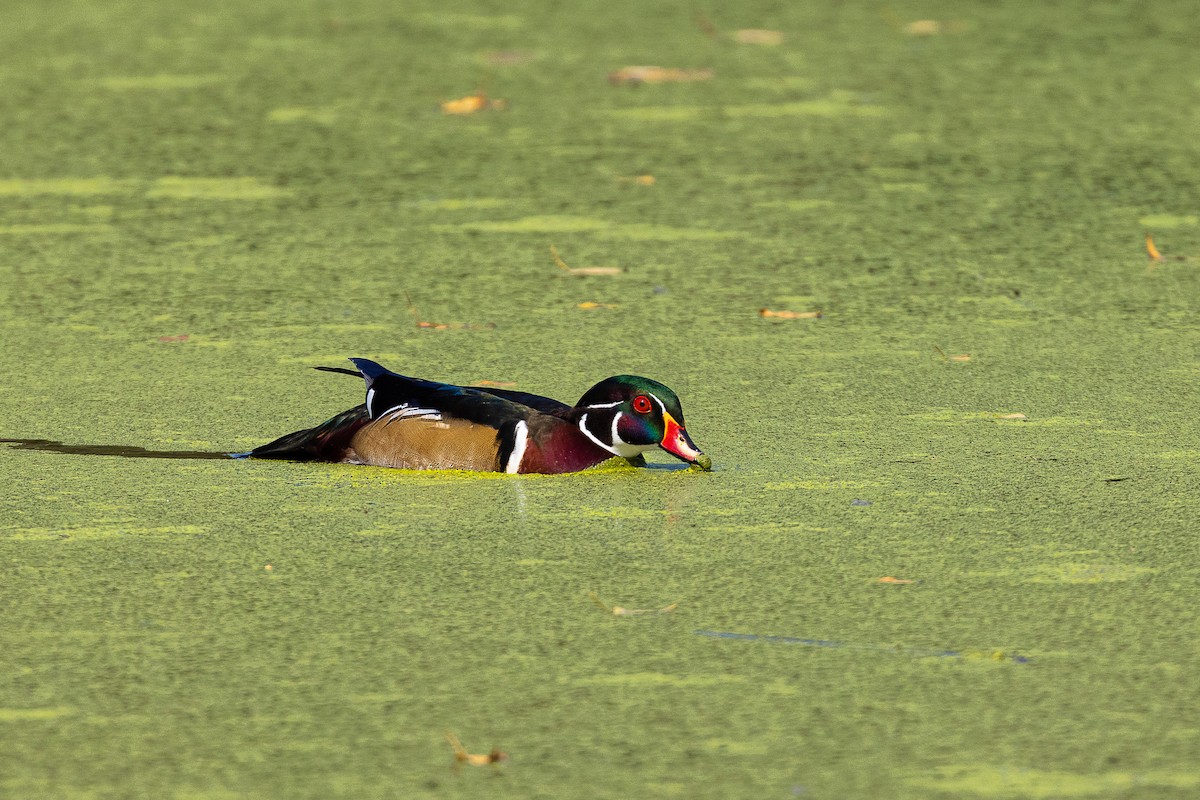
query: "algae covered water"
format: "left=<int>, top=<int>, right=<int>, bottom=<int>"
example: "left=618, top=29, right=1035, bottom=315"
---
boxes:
left=2, top=1, right=1199, bottom=797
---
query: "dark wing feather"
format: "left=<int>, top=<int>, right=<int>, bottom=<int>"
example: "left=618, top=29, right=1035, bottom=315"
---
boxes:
left=318, top=361, right=572, bottom=419
left=366, top=372, right=540, bottom=429
left=468, top=387, right=572, bottom=417
left=247, top=405, right=370, bottom=460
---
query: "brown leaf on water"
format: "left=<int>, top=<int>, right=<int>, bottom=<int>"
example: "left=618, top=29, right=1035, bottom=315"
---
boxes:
left=577, top=301, right=618, bottom=310
left=441, top=92, right=506, bottom=115
left=475, top=380, right=517, bottom=387
left=694, top=11, right=719, bottom=38
left=417, top=321, right=496, bottom=331
left=157, top=334, right=190, bottom=342
left=933, top=345, right=970, bottom=362
left=759, top=308, right=822, bottom=319
left=733, top=29, right=783, bottom=45
left=608, top=66, right=714, bottom=85
left=551, top=245, right=623, bottom=276
left=406, top=290, right=494, bottom=330
left=877, top=576, right=916, bottom=584
left=617, top=174, right=656, bottom=186
left=445, top=732, right=507, bottom=767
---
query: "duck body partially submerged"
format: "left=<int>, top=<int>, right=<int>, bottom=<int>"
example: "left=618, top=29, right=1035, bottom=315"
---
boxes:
left=241, top=359, right=711, bottom=475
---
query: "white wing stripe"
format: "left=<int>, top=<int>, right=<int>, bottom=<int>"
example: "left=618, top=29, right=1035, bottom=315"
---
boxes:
left=379, top=405, right=443, bottom=425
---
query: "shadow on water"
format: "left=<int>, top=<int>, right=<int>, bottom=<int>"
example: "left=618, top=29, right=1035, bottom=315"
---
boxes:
left=0, top=438, right=233, bottom=460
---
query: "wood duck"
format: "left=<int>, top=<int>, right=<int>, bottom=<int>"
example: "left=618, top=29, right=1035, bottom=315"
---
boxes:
left=238, top=359, right=711, bottom=474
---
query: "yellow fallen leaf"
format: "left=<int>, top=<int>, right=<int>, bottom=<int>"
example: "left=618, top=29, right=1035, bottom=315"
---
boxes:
left=608, top=66, right=714, bottom=85
left=877, top=576, right=915, bottom=584
left=445, top=732, right=506, bottom=766
left=759, top=308, right=822, bottom=319
left=617, top=174, right=656, bottom=186
left=577, top=301, right=619, bottom=309
left=441, top=92, right=505, bottom=115
left=733, top=29, right=783, bottom=45
left=1146, top=233, right=1164, bottom=262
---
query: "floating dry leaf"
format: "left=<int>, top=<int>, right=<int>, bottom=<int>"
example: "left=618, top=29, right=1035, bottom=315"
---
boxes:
left=157, top=334, right=190, bottom=342
left=551, top=244, right=623, bottom=276
left=608, top=66, right=714, bottom=85
left=441, top=92, right=506, bottom=115
left=933, top=345, right=970, bottom=362
left=759, top=308, right=822, bottom=319
left=733, top=29, right=783, bottom=45
left=577, top=301, right=618, bottom=310
left=263, top=564, right=273, bottom=571
left=995, top=413, right=1028, bottom=421
left=617, top=174, right=656, bottom=186
left=877, top=576, right=915, bottom=584
left=405, top=290, right=494, bottom=330
left=475, top=379, right=517, bottom=387
left=445, top=732, right=507, bottom=766
left=589, top=591, right=676, bottom=616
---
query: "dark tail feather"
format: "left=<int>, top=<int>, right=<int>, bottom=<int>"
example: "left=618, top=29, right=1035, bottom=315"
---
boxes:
left=243, top=405, right=370, bottom=461
left=314, top=366, right=361, bottom=377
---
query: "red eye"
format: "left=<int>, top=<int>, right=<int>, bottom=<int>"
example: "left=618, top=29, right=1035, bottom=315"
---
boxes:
left=632, top=395, right=653, bottom=414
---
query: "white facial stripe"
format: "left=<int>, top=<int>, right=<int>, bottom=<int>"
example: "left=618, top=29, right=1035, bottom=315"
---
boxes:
left=611, top=412, right=627, bottom=446
left=647, top=392, right=667, bottom=414
left=366, top=387, right=377, bottom=416
left=578, top=412, right=621, bottom=456
left=583, top=400, right=623, bottom=410
left=505, top=421, right=529, bottom=474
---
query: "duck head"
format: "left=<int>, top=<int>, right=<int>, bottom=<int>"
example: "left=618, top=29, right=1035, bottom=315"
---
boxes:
left=574, top=376, right=711, bottom=470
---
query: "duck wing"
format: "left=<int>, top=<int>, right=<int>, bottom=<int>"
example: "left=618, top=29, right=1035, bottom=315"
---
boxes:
left=241, top=405, right=370, bottom=461
left=467, top=386, right=572, bottom=417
